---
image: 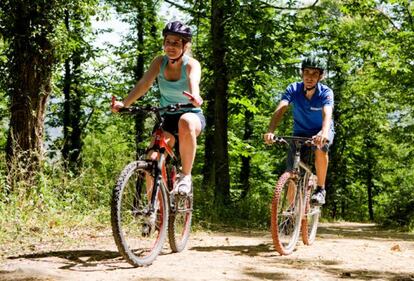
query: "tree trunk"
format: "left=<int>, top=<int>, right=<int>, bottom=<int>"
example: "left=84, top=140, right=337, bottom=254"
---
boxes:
left=202, top=88, right=216, bottom=190
left=211, top=0, right=230, bottom=204
left=365, top=136, right=375, bottom=221
left=62, top=9, right=88, bottom=173
left=4, top=1, right=62, bottom=188
left=240, top=109, right=253, bottom=199
left=134, top=11, right=146, bottom=157
left=69, top=52, right=83, bottom=167
left=62, top=52, right=72, bottom=165
left=62, top=9, right=84, bottom=171
left=326, top=63, right=345, bottom=220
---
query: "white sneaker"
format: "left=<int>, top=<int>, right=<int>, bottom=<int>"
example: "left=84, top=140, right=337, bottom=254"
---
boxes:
left=311, top=188, right=326, bottom=205
left=174, top=174, right=192, bottom=195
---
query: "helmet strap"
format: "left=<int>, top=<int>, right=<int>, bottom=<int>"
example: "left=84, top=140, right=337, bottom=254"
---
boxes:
left=169, top=47, right=185, bottom=64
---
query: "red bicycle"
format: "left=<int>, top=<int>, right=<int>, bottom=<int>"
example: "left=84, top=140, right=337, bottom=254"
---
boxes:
left=111, top=99, right=194, bottom=266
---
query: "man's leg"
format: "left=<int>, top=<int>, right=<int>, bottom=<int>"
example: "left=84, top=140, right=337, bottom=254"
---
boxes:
left=312, top=149, right=329, bottom=205
left=315, top=149, right=329, bottom=186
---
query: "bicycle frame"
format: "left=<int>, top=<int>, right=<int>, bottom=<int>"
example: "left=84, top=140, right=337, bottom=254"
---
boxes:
left=146, top=121, right=178, bottom=216
left=150, top=109, right=176, bottom=160
left=270, top=135, right=321, bottom=255
left=111, top=101, right=195, bottom=266
left=290, top=139, right=314, bottom=173
left=291, top=140, right=314, bottom=195
left=119, top=103, right=191, bottom=216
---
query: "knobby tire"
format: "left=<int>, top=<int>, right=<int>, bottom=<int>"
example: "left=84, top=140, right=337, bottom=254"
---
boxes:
left=111, top=161, right=169, bottom=267
left=163, top=154, right=193, bottom=253
left=168, top=190, right=193, bottom=252
left=271, top=171, right=303, bottom=255
left=301, top=175, right=321, bottom=245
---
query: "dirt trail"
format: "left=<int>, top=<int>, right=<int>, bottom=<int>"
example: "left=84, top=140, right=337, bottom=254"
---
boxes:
left=1, top=222, right=414, bottom=281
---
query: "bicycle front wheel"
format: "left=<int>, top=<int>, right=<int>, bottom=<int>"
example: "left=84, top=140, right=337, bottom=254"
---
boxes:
left=271, top=171, right=303, bottom=255
left=111, top=161, right=168, bottom=267
left=301, top=175, right=321, bottom=245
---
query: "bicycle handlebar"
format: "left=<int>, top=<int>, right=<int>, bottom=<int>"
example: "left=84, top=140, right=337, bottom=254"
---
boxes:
left=112, top=95, right=195, bottom=115
left=272, top=136, right=315, bottom=146
left=117, top=103, right=195, bottom=114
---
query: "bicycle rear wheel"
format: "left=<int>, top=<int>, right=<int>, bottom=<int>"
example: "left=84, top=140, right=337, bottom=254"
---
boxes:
left=111, top=161, right=168, bottom=267
left=301, top=175, right=321, bottom=245
left=168, top=189, right=193, bottom=252
left=271, top=171, right=303, bottom=255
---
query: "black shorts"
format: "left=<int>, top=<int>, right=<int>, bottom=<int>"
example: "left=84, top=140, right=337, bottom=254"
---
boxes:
left=161, top=111, right=206, bottom=136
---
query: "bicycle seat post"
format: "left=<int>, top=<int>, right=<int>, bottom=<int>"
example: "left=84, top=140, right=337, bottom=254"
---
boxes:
left=154, top=110, right=164, bottom=130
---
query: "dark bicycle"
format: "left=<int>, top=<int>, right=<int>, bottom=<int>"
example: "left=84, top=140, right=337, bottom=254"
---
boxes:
left=111, top=100, right=194, bottom=267
left=270, top=136, right=321, bottom=255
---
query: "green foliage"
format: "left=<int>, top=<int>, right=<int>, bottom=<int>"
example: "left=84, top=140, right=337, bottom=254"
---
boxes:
left=0, top=38, right=7, bottom=147
left=0, top=117, right=138, bottom=243
left=1, top=0, right=414, bottom=234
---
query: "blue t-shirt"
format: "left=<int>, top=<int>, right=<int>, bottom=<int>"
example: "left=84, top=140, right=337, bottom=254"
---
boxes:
left=158, top=55, right=201, bottom=114
left=281, top=82, right=334, bottom=136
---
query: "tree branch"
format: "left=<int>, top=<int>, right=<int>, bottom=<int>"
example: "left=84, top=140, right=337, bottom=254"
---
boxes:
left=164, top=0, right=189, bottom=12
left=403, top=3, right=413, bottom=30
left=374, top=8, right=400, bottom=31
left=256, top=0, right=319, bottom=10
left=163, top=0, right=207, bottom=18
left=80, top=108, right=94, bottom=136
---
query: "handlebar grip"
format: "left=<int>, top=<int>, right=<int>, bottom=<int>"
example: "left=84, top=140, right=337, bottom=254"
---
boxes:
left=117, top=107, right=132, bottom=113
left=272, top=136, right=286, bottom=144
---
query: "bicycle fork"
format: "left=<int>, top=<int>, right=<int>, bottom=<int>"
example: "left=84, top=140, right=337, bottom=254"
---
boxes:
left=140, top=160, right=163, bottom=237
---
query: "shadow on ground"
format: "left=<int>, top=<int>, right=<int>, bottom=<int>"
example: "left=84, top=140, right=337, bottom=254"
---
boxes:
left=192, top=223, right=414, bottom=281
left=6, top=249, right=128, bottom=271
left=2, top=223, right=413, bottom=281
left=193, top=240, right=414, bottom=281
left=191, top=242, right=274, bottom=257
left=240, top=252, right=414, bottom=281
left=318, top=223, right=414, bottom=241
left=244, top=262, right=414, bottom=281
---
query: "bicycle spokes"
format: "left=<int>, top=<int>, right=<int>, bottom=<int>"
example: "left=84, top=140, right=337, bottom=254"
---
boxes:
left=168, top=192, right=193, bottom=253
left=111, top=161, right=169, bottom=266
left=278, top=188, right=300, bottom=240
left=302, top=197, right=321, bottom=246
left=271, top=173, right=302, bottom=255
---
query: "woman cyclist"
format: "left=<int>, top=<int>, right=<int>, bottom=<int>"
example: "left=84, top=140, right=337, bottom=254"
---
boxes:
left=112, top=21, right=205, bottom=195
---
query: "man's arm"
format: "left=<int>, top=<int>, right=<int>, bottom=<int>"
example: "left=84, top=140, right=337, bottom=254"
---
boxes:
left=267, top=100, right=289, bottom=133
left=314, top=105, right=333, bottom=146
left=321, top=105, right=333, bottom=137
left=263, top=100, right=289, bottom=144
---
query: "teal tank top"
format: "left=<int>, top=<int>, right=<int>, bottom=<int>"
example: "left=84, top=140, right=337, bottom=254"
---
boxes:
left=158, top=55, right=201, bottom=113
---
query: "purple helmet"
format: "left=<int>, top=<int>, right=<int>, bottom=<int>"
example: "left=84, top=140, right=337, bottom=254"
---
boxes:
left=162, top=21, right=192, bottom=42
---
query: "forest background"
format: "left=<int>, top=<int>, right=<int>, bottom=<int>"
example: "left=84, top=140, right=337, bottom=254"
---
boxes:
left=0, top=0, right=413, bottom=245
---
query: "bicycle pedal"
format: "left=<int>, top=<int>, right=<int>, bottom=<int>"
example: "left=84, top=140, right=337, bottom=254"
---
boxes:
left=174, top=192, right=193, bottom=199
left=311, top=198, right=324, bottom=206
left=141, top=223, right=151, bottom=237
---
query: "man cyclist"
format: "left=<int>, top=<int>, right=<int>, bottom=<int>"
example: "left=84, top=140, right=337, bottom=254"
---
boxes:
left=264, top=56, right=334, bottom=205
left=112, top=21, right=205, bottom=196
